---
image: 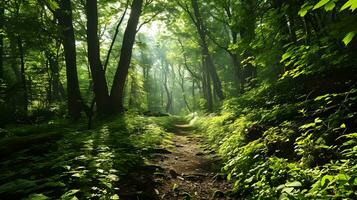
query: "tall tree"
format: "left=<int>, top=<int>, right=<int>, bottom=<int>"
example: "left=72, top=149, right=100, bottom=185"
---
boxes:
left=17, top=36, right=28, bottom=115
left=0, top=6, right=4, bottom=80
left=56, top=0, right=85, bottom=119
left=177, top=0, right=224, bottom=100
left=85, top=0, right=111, bottom=115
left=110, top=0, right=144, bottom=113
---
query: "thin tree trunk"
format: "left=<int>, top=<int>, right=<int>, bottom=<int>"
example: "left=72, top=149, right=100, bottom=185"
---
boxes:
left=17, top=36, right=28, bottom=116
left=229, top=52, right=242, bottom=93
left=0, top=7, right=4, bottom=80
left=85, top=0, right=110, bottom=115
left=178, top=67, right=191, bottom=112
left=202, top=57, right=213, bottom=112
left=110, top=0, right=143, bottom=113
left=10, top=38, right=20, bottom=80
left=47, top=52, right=61, bottom=101
left=128, top=74, right=135, bottom=108
left=163, top=72, right=172, bottom=113
left=191, top=0, right=224, bottom=100
left=57, top=0, right=84, bottom=119
left=103, top=5, right=128, bottom=72
left=192, top=80, right=196, bottom=110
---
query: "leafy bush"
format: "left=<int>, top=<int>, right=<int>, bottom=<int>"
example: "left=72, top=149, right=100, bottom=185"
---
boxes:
left=195, top=76, right=357, bottom=199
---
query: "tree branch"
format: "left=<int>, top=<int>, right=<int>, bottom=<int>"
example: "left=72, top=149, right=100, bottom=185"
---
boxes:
left=103, top=3, right=129, bottom=72
left=136, top=11, right=160, bottom=33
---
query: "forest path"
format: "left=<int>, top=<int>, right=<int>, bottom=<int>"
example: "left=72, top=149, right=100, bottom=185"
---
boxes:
left=147, top=123, right=232, bottom=200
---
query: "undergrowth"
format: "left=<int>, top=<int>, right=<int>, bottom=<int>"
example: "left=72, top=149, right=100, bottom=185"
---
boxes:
left=195, top=74, right=357, bottom=199
left=0, top=114, right=175, bottom=199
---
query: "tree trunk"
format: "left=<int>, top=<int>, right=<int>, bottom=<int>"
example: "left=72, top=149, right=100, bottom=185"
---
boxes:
left=85, top=0, right=111, bottom=115
left=110, top=0, right=143, bottom=113
left=0, top=7, right=4, bottom=80
left=191, top=0, right=224, bottom=100
left=229, top=52, right=242, bottom=93
left=178, top=66, right=191, bottom=112
left=17, top=36, right=28, bottom=116
left=10, top=38, right=20, bottom=80
left=46, top=51, right=61, bottom=101
left=163, top=71, right=172, bottom=113
left=128, top=74, right=135, bottom=109
left=192, top=80, right=196, bottom=111
left=202, top=57, right=213, bottom=112
left=57, top=0, right=84, bottom=119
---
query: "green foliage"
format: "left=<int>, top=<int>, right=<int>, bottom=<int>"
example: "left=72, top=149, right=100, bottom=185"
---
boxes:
left=0, top=115, right=175, bottom=199
left=343, top=31, right=356, bottom=45
left=195, top=75, right=357, bottom=199
left=340, top=0, right=357, bottom=11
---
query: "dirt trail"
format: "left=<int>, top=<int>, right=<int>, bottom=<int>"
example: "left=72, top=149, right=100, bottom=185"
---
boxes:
left=148, top=124, right=232, bottom=200
left=117, top=123, right=232, bottom=200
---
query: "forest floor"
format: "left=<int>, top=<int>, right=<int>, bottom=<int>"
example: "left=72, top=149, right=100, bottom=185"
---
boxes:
left=0, top=116, right=233, bottom=199
left=118, top=122, right=232, bottom=200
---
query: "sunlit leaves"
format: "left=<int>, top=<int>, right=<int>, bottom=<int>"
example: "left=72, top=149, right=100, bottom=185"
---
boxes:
left=324, top=1, right=336, bottom=11
left=313, top=0, right=331, bottom=10
left=44, top=0, right=59, bottom=10
left=299, top=4, right=313, bottom=16
left=340, top=0, right=357, bottom=11
left=60, top=189, right=80, bottom=200
left=28, top=193, right=50, bottom=200
left=342, top=31, right=356, bottom=45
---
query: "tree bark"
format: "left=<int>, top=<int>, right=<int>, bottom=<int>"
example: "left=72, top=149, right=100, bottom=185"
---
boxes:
left=57, top=0, right=84, bottom=119
left=46, top=51, right=61, bottom=101
left=10, top=38, right=20, bottom=80
left=103, top=5, right=128, bottom=72
left=163, top=68, right=172, bottom=113
left=17, top=36, right=28, bottom=116
left=0, top=7, right=4, bottom=80
left=191, top=0, right=224, bottom=100
left=178, top=66, right=191, bottom=112
left=85, top=0, right=111, bottom=115
left=110, top=0, right=143, bottom=113
left=202, top=56, right=213, bottom=112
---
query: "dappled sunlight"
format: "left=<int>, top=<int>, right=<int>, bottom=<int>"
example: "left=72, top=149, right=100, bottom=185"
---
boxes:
left=0, top=0, right=356, bottom=199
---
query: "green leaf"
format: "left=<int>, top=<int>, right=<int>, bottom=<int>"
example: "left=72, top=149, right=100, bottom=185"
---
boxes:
left=340, top=0, right=357, bottom=11
left=285, top=181, right=302, bottom=187
left=60, top=189, right=80, bottom=199
left=314, top=118, right=322, bottom=124
left=313, top=0, right=330, bottom=10
left=343, top=31, right=356, bottom=46
left=335, top=173, right=349, bottom=181
left=299, top=5, right=313, bottom=17
left=344, top=133, right=357, bottom=138
left=321, top=175, right=334, bottom=187
left=340, top=123, right=346, bottom=129
left=282, top=187, right=294, bottom=194
left=45, top=0, right=59, bottom=10
left=300, top=122, right=316, bottom=129
left=245, top=176, right=254, bottom=183
left=281, top=52, right=292, bottom=62
left=28, top=194, right=50, bottom=200
left=324, top=1, right=336, bottom=11
left=110, top=194, right=120, bottom=200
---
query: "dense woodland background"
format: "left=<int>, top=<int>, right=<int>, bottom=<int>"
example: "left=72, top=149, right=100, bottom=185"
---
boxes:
left=0, top=0, right=357, bottom=199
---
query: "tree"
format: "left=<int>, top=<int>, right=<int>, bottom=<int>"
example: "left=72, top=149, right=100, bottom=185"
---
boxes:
left=110, top=0, right=144, bottom=113
left=56, top=0, right=86, bottom=119
left=175, top=0, right=224, bottom=102
left=85, top=0, right=111, bottom=115
left=0, top=6, right=4, bottom=80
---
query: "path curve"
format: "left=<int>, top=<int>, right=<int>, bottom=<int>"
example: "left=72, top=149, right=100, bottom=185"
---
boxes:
left=149, top=124, right=232, bottom=200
